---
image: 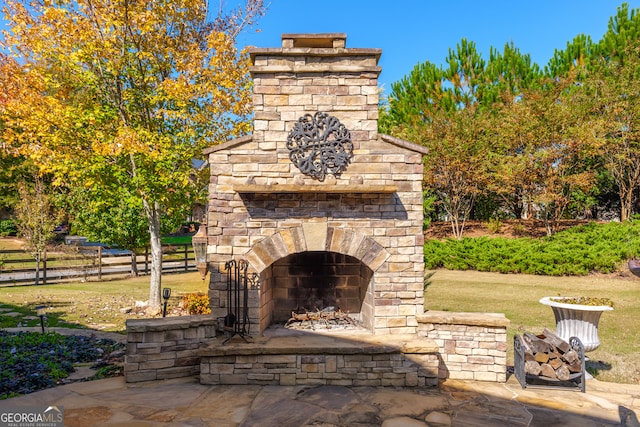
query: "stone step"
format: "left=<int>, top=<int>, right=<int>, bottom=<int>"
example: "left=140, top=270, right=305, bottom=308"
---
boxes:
left=198, top=333, right=440, bottom=387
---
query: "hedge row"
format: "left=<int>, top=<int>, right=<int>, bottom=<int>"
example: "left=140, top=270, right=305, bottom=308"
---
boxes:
left=424, top=220, right=640, bottom=276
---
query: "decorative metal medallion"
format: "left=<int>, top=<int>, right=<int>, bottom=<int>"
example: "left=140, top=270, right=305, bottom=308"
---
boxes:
left=286, top=112, right=353, bottom=181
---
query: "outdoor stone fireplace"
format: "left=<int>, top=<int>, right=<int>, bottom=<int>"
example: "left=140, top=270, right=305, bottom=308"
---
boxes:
left=202, top=33, right=428, bottom=335
left=124, top=34, right=510, bottom=385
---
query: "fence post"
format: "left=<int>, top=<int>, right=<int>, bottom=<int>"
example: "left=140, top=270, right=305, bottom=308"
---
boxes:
left=145, top=247, right=149, bottom=274
left=184, top=244, right=188, bottom=271
left=97, top=246, right=102, bottom=280
left=43, top=250, right=47, bottom=285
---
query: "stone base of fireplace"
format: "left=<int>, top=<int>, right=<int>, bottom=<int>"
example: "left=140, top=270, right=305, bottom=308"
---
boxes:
left=124, top=311, right=509, bottom=385
left=198, top=332, right=440, bottom=387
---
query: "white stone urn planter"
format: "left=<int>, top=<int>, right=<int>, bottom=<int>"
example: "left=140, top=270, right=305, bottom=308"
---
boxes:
left=539, top=297, right=614, bottom=352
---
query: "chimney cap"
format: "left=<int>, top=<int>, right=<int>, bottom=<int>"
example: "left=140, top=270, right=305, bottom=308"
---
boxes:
left=281, top=33, right=347, bottom=49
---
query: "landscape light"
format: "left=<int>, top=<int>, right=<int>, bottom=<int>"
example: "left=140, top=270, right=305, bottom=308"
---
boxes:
left=162, top=288, right=171, bottom=318
left=35, top=305, right=46, bottom=334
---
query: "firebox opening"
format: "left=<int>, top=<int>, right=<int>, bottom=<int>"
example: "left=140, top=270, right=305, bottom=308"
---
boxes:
left=262, top=251, right=374, bottom=330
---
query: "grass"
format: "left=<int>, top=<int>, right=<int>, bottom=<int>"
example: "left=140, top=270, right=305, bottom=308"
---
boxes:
left=0, top=271, right=209, bottom=332
left=426, top=269, right=640, bottom=384
left=161, top=235, right=194, bottom=245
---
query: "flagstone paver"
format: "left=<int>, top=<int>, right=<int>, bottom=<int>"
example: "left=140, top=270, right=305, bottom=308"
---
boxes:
left=3, top=323, right=640, bottom=425
left=5, top=375, right=640, bottom=426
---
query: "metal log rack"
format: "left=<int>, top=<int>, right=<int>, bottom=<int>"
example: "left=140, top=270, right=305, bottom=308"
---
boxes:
left=514, top=335, right=586, bottom=392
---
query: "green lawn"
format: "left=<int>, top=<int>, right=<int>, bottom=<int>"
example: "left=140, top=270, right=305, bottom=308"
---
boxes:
left=0, top=271, right=209, bottom=332
left=426, top=269, right=640, bottom=384
left=161, top=235, right=194, bottom=245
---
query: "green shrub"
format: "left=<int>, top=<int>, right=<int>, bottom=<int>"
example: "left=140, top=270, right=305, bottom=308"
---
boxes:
left=424, top=220, right=640, bottom=276
left=422, top=191, right=438, bottom=230
left=0, top=220, right=18, bottom=237
left=182, top=292, right=211, bottom=314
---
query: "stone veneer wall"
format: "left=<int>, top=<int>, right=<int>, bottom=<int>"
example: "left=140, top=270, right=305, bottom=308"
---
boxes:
left=203, top=33, right=428, bottom=335
left=124, top=316, right=218, bottom=383
left=200, top=348, right=440, bottom=387
left=417, top=311, right=510, bottom=383
left=125, top=312, right=509, bottom=384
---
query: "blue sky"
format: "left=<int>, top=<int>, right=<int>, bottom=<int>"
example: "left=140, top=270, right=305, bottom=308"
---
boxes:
left=236, top=1, right=640, bottom=95
left=2, top=1, right=638, bottom=95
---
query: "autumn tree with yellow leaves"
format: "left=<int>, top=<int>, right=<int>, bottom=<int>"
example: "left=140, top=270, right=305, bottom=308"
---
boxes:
left=0, top=0, right=265, bottom=308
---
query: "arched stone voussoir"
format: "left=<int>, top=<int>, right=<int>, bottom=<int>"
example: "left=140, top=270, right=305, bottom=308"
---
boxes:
left=244, top=234, right=288, bottom=274
left=354, top=236, right=389, bottom=271
left=245, top=226, right=390, bottom=274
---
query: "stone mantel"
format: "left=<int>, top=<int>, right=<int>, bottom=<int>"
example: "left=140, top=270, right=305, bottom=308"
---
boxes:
left=233, top=184, right=398, bottom=194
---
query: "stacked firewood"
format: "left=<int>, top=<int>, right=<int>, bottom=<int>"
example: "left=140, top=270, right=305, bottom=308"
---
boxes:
left=285, top=307, right=358, bottom=329
left=520, top=328, right=582, bottom=381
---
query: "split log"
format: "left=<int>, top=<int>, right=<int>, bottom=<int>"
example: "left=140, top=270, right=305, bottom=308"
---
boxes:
left=523, top=333, right=553, bottom=354
left=534, top=352, right=550, bottom=364
left=539, top=363, right=557, bottom=379
left=542, top=328, right=571, bottom=353
left=556, top=365, right=571, bottom=381
left=519, top=334, right=535, bottom=362
left=567, top=358, right=582, bottom=373
left=563, top=349, right=579, bottom=364
left=549, top=358, right=564, bottom=370
left=525, top=360, right=542, bottom=376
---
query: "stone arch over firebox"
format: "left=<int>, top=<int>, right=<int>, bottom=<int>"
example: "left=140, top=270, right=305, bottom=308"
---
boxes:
left=242, top=224, right=390, bottom=333
left=243, top=224, right=390, bottom=275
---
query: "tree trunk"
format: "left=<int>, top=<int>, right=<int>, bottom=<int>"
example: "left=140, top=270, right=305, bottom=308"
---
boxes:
left=144, top=199, right=163, bottom=309
left=620, top=187, right=633, bottom=222
left=512, top=189, right=524, bottom=219
left=34, top=252, right=41, bottom=286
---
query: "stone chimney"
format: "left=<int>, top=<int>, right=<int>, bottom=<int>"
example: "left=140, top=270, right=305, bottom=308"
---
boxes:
left=249, top=33, right=381, bottom=152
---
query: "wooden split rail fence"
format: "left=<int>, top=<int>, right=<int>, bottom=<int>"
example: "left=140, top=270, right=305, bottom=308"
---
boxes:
left=0, top=244, right=196, bottom=286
